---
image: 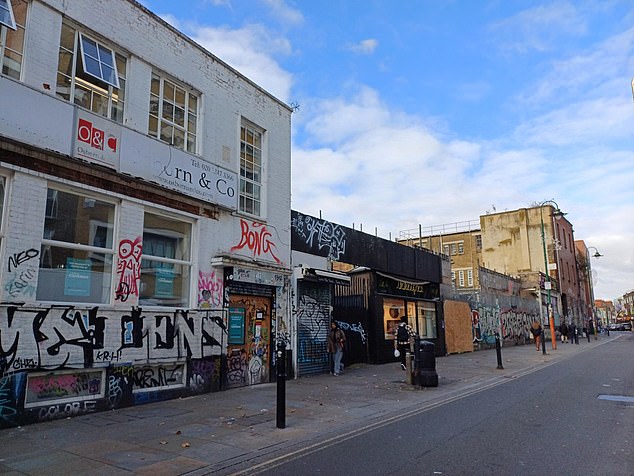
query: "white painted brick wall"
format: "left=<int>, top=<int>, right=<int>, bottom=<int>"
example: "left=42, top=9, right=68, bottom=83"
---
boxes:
left=2, top=0, right=292, bottom=302
left=1, top=173, right=47, bottom=302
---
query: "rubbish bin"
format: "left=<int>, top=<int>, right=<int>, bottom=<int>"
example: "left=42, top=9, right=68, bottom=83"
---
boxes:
left=414, top=339, right=438, bottom=387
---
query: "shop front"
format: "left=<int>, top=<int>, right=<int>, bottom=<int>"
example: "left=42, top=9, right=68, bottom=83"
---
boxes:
left=375, top=272, right=444, bottom=362
left=215, top=262, right=290, bottom=388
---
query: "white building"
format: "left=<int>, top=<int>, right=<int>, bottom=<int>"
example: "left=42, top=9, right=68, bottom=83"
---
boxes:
left=0, top=0, right=292, bottom=427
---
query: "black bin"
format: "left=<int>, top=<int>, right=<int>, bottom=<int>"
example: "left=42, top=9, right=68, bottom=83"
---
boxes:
left=414, top=339, right=438, bottom=387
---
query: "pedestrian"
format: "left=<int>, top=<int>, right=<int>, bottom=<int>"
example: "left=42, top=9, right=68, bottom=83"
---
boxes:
left=327, top=321, right=346, bottom=376
left=570, top=322, right=579, bottom=344
left=559, top=321, right=569, bottom=343
left=588, top=320, right=595, bottom=340
left=530, top=321, right=542, bottom=351
left=394, top=319, right=415, bottom=370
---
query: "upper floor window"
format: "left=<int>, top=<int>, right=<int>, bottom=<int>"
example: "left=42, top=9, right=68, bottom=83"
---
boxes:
left=0, top=0, right=15, bottom=29
left=240, top=121, right=263, bottom=216
left=38, top=188, right=116, bottom=304
left=56, top=22, right=126, bottom=123
left=140, top=212, right=192, bottom=308
left=475, top=234, right=482, bottom=250
left=148, top=72, right=198, bottom=153
left=0, top=0, right=27, bottom=80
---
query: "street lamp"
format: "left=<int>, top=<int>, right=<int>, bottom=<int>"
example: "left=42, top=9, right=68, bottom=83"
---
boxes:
left=588, top=246, right=602, bottom=258
left=587, top=246, right=603, bottom=339
left=539, top=199, right=566, bottom=353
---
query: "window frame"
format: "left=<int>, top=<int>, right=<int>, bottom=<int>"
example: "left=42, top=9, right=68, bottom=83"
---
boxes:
left=0, top=0, right=15, bottom=30
left=148, top=72, right=199, bottom=153
left=56, top=22, right=126, bottom=123
left=37, top=186, right=117, bottom=305
left=0, top=0, right=27, bottom=80
left=78, top=32, right=120, bottom=89
left=139, top=210, right=194, bottom=308
left=239, top=119, right=264, bottom=217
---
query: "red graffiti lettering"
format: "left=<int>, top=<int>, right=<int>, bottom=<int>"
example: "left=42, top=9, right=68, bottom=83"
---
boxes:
left=230, top=220, right=281, bottom=263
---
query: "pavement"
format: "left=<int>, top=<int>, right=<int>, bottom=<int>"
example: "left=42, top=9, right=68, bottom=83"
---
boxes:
left=0, top=334, right=618, bottom=476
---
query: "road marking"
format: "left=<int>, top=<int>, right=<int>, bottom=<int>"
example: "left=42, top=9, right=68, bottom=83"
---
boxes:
left=598, top=395, right=634, bottom=403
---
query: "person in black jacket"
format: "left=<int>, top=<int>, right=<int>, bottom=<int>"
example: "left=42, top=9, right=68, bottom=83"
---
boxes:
left=530, top=321, right=542, bottom=351
left=394, top=320, right=414, bottom=370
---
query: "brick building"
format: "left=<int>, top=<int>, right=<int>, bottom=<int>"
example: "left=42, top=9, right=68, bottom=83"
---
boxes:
left=0, top=0, right=292, bottom=427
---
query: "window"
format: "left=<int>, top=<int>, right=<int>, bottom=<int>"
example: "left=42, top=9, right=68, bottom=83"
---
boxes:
left=458, top=270, right=465, bottom=287
left=475, top=234, right=482, bottom=251
left=458, top=241, right=464, bottom=254
left=56, top=22, right=126, bottom=122
left=0, top=0, right=15, bottom=30
left=38, top=188, right=116, bottom=303
left=0, top=0, right=27, bottom=80
left=467, top=269, right=473, bottom=287
left=239, top=121, right=263, bottom=216
left=416, top=301, right=437, bottom=338
left=148, top=73, right=198, bottom=153
left=78, top=33, right=119, bottom=88
left=140, top=212, right=192, bottom=307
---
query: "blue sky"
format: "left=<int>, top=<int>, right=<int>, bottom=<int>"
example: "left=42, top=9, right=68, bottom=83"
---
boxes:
left=143, top=0, right=634, bottom=301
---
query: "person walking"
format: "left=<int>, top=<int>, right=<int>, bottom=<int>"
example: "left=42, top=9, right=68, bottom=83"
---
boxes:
left=327, top=321, right=346, bottom=376
left=394, top=319, right=415, bottom=370
left=559, top=321, right=569, bottom=343
left=570, top=322, right=579, bottom=344
left=530, top=321, right=542, bottom=351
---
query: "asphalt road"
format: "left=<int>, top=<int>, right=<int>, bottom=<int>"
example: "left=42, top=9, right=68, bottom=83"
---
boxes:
left=251, top=333, right=634, bottom=476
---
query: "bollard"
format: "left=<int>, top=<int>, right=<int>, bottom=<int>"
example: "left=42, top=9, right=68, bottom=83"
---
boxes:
left=405, top=350, right=413, bottom=385
left=414, top=339, right=438, bottom=387
left=495, top=333, right=503, bottom=369
left=276, top=341, right=286, bottom=429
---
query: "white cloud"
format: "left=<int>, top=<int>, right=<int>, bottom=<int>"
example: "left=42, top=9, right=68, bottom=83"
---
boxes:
left=517, top=27, right=634, bottom=107
left=489, top=2, right=586, bottom=53
left=260, top=0, right=304, bottom=25
left=347, top=39, right=379, bottom=55
left=190, top=24, right=294, bottom=102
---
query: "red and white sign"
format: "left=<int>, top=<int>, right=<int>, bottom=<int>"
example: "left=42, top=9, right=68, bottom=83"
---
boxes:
left=73, top=110, right=120, bottom=169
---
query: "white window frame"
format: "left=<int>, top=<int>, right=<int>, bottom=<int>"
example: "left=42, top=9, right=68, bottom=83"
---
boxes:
left=148, top=72, right=198, bottom=153
left=38, top=186, right=117, bottom=304
left=0, top=0, right=15, bottom=30
left=467, top=268, right=473, bottom=287
left=56, top=22, right=126, bottom=122
left=78, top=32, right=120, bottom=88
left=0, top=0, right=26, bottom=80
left=239, top=120, right=264, bottom=217
left=140, top=210, right=193, bottom=308
left=458, top=270, right=465, bottom=287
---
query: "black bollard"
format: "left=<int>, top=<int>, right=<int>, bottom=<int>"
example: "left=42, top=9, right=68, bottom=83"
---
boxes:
left=276, top=341, right=286, bottom=429
left=495, top=333, right=504, bottom=369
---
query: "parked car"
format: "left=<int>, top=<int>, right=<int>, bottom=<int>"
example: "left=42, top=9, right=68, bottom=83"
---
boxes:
left=609, top=322, right=632, bottom=331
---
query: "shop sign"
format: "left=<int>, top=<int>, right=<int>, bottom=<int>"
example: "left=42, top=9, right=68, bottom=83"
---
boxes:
left=72, top=110, right=120, bottom=169
left=376, top=273, right=439, bottom=299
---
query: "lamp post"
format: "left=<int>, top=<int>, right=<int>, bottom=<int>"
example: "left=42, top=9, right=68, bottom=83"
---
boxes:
left=587, top=246, right=602, bottom=339
left=539, top=200, right=565, bottom=352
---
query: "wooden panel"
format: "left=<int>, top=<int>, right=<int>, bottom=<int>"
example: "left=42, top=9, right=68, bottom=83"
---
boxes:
left=443, top=300, right=473, bottom=354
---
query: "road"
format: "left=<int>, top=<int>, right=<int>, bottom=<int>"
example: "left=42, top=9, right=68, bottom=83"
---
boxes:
left=245, top=333, right=634, bottom=475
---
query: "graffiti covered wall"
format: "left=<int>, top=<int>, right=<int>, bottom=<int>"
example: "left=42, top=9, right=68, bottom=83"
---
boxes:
left=0, top=305, right=225, bottom=428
